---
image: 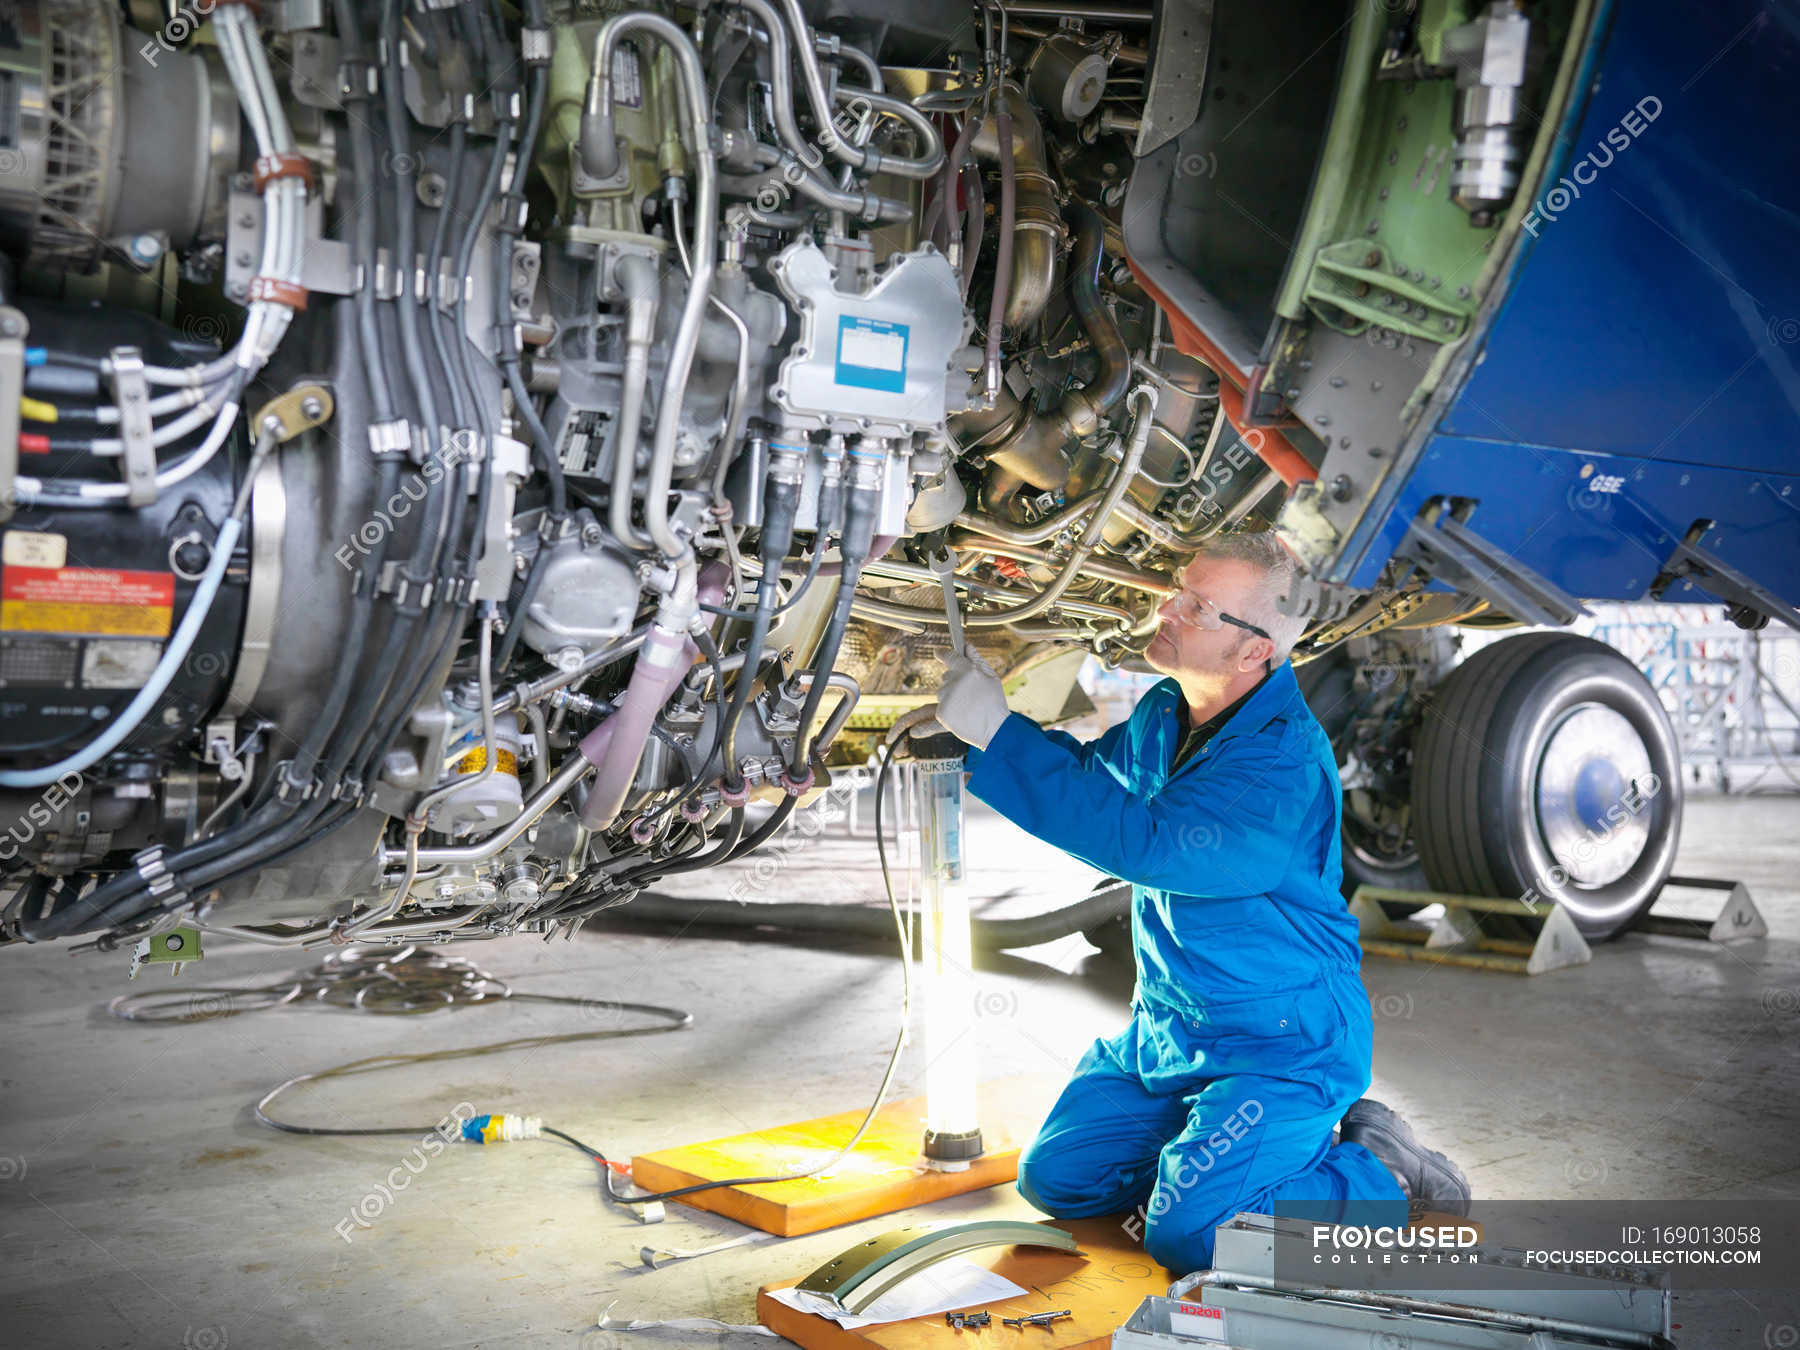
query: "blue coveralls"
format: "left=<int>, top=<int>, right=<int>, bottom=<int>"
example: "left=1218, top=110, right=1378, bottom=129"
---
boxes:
left=962, top=662, right=1407, bottom=1274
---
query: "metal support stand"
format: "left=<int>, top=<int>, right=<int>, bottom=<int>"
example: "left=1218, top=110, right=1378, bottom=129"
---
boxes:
left=1350, top=887, right=1592, bottom=975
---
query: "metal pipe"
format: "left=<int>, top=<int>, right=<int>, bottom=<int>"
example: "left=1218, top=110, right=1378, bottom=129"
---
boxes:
left=493, top=629, right=648, bottom=715
left=609, top=254, right=660, bottom=552
left=857, top=560, right=1136, bottom=624
left=999, top=2, right=1154, bottom=23
left=409, top=612, right=498, bottom=829
left=826, top=38, right=884, bottom=92
left=718, top=3, right=914, bottom=222
left=388, top=752, right=593, bottom=868
left=854, top=385, right=1158, bottom=631
left=984, top=99, right=1016, bottom=395
left=792, top=670, right=862, bottom=754
left=972, top=85, right=1059, bottom=331
left=954, top=497, right=1099, bottom=546
left=1109, top=466, right=1282, bottom=551
left=949, top=534, right=1178, bottom=597
left=583, top=15, right=717, bottom=558
left=979, top=202, right=1128, bottom=492
left=776, top=0, right=944, bottom=179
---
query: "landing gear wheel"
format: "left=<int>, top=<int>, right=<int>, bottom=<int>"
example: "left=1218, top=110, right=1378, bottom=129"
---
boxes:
left=1298, top=652, right=1427, bottom=914
left=1411, top=633, right=1682, bottom=941
left=1341, top=782, right=1428, bottom=899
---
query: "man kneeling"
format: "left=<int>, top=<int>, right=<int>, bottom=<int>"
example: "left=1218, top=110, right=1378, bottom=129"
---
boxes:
left=935, top=532, right=1469, bottom=1273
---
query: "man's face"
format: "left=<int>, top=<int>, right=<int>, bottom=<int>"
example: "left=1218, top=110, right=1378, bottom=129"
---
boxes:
left=1145, top=557, right=1272, bottom=683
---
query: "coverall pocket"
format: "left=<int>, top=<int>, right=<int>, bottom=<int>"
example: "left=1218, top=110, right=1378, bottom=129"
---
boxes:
left=1190, top=992, right=1301, bottom=1040
left=1134, top=992, right=1304, bottom=1084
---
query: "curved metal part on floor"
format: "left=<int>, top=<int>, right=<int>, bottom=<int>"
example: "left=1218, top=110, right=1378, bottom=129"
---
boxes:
left=797, top=1219, right=1081, bottom=1313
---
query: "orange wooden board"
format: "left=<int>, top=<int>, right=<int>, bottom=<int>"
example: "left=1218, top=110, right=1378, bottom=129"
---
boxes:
left=630, top=1076, right=1061, bottom=1236
left=756, top=1217, right=1171, bottom=1350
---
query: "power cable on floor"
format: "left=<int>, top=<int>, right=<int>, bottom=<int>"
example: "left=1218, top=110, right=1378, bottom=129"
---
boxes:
left=105, top=795, right=918, bottom=1207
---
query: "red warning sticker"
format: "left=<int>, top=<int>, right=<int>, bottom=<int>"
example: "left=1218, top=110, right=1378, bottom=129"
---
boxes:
left=0, top=565, right=176, bottom=638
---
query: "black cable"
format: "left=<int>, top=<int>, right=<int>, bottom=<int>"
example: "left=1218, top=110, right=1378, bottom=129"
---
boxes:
left=699, top=541, right=827, bottom=621
left=422, top=114, right=475, bottom=435
left=689, top=626, right=733, bottom=781
left=495, top=538, right=550, bottom=676
left=494, top=0, right=566, bottom=525
left=333, top=0, right=396, bottom=422
left=381, top=0, right=450, bottom=585
left=724, top=796, right=795, bottom=862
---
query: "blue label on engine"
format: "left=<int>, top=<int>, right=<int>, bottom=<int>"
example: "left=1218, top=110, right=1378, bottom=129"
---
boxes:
left=834, top=316, right=909, bottom=393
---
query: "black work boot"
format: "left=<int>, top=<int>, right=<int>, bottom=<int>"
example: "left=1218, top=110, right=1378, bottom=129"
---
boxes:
left=1340, top=1099, right=1471, bottom=1218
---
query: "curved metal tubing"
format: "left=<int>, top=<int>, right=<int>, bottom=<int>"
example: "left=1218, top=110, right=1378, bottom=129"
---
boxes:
left=797, top=1220, right=1079, bottom=1313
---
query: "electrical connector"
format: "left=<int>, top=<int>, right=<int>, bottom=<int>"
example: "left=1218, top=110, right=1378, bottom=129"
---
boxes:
left=460, top=1113, right=543, bottom=1144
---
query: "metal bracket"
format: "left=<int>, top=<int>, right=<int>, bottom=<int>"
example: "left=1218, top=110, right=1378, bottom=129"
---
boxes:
left=1302, top=241, right=1472, bottom=342
left=108, top=347, right=158, bottom=507
left=1399, top=501, right=1590, bottom=627
left=226, top=190, right=352, bottom=304
left=1647, top=519, right=1800, bottom=633
left=289, top=29, right=342, bottom=109
left=253, top=382, right=335, bottom=443
left=796, top=1222, right=1080, bottom=1314
left=128, top=927, right=203, bottom=980
left=0, top=306, right=28, bottom=524
left=1135, top=0, right=1214, bottom=156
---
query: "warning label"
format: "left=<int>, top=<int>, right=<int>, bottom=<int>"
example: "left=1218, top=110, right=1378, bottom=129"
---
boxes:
left=0, top=565, right=176, bottom=638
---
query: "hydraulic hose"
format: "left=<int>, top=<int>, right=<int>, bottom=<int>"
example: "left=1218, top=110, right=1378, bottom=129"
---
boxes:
left=721, top=448, right=802, bottom=793
left=622, top=882, right=1131, bottom=951
left=984, top=102, right=1015, bottom=399
left=784, top=446, right=883, bottom=780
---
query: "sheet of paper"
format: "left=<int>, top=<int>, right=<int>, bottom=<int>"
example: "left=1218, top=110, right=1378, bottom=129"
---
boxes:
left=766, top=1256, right=1028, bottom=1329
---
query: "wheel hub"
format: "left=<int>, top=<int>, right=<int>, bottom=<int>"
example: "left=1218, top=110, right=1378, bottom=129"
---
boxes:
left=1533, top=704, right=1654, bottom=887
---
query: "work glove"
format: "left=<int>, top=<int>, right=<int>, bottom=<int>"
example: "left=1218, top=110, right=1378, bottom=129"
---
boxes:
left=935, top=650, right=1011, bottom=750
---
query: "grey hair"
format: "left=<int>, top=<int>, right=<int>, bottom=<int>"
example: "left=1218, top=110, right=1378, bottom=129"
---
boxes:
left=1194, top=530, right=1308, bottom=663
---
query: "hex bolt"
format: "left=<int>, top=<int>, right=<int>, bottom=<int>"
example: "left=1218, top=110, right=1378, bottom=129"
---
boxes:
left=299, top=394, right=326, bottom=421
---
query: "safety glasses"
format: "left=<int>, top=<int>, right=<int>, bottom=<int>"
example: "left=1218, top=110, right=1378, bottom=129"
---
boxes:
left=1159, top=590, right=1274, bottom=674
left=1160, top=590, right=1271, bottom=643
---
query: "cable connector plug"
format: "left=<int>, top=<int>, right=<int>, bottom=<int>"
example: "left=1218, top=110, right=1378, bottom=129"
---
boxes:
left=460, top=1113, right=543, bottom=1144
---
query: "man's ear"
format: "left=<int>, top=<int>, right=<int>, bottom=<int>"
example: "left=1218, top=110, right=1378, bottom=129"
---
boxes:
left=1239, top=637, right=1273, bottom=674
